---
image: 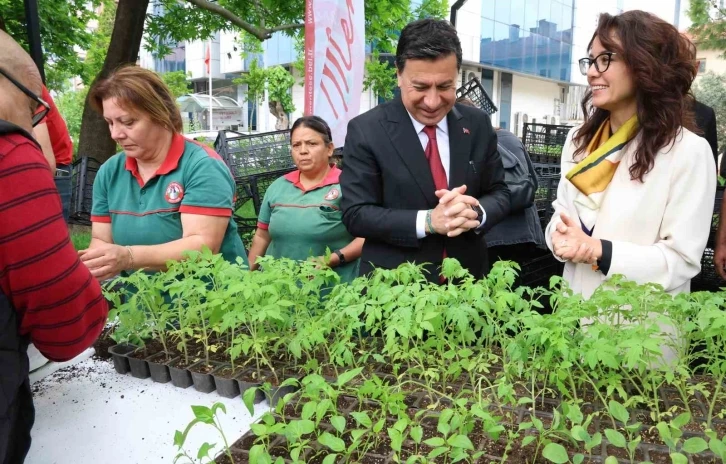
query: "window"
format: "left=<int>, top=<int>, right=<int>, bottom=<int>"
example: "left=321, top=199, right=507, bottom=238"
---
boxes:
left=698, top=59, right=707, bottom=74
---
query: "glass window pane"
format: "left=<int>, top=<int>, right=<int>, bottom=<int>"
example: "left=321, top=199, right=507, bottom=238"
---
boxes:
left=494, top=0, right=510, bottom=24
left=509, top=0, right=526, bottom=28
left=481, top=0, right=496, bottom=20
left=479, top=18, right=495, bottom=65
left=523, top=0, right=539, bottom=31
left=506, top=25, right=525, bottom=72
left=550, top=1, right=563, bottom=32
left=538, top=0, right=551, bottom=26
left=536, top=36, right=550, bottom=78
left=522, top=31, right=539, bottom=74
left=562, top=4, right=573, bottom=31
left=493, top=21, right=511, bottom=69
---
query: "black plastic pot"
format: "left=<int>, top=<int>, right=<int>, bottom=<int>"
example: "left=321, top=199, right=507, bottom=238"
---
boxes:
left=268, top=384, right=298, bottom=408
left=236, top=369, right=266, bottom=405
left=128, top=349, right=150, bottom=379
left=211, top=364, right=242, bottom=399
left=189, top=360, right=223, bottom=393
left=146, top=352, right=173, bottom=383
left=108, top=343, right=135, bottom=375
left=168, top=358, right=193, bottom=389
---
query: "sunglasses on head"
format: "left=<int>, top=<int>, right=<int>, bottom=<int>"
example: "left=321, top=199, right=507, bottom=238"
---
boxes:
left=0, top=68, right=50, bottom=126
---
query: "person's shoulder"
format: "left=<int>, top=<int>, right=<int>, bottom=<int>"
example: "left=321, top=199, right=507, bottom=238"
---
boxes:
left=673, top=126, right=711, bottom=155
left=0, top=132, right=45, bottom=167
left=350, top=99, right=393, bottom=126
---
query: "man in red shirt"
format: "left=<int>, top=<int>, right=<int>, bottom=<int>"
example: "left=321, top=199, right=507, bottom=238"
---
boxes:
left=33, top=85, right=74, bottom=222
left=0, top=31, right=108, bottom=463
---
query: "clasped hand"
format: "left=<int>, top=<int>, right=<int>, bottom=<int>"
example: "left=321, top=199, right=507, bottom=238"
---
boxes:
left=430, top=185, right=481, bottom=237
left=551, top=213, right=600, bottom=264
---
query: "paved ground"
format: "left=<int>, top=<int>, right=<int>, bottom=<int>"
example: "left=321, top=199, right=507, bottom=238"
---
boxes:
left=27, top=353, right=264, bottom=463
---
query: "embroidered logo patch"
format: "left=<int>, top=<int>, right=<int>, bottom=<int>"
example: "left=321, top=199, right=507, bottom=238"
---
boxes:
left=165, top=181, right=184, bottom=204
left=324, top=188, right=340, bottom=201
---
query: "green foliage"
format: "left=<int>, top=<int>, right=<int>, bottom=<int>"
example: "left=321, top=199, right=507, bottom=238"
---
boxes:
left=234, top=59, right=266, bottom=107
left=363, top=54, right=398, bottom=101
left=82, top=0, right=116, bottom=85
left=104, top=255, right=726, bottom=463
left=55, top=87, right=89, bottom=155
left=692, top=72, right=726, bottom=154
left=266, top=65, right=296, bottom=114
left=0, top=0, right=98, bottom=90
left=161, top=70, right=192, bottom=100
left=70, top=230, right=91, bottom=251
left=688, top=0, right=726, bottom=58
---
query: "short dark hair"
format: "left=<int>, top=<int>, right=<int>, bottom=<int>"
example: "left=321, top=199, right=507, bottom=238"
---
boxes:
left=291, top=115, right=333, bottom=144
left=395, top=19, right=462, bottom=72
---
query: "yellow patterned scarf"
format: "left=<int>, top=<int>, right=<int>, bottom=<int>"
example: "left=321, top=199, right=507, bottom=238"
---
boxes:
left=565, top=115, right=638, bottom=234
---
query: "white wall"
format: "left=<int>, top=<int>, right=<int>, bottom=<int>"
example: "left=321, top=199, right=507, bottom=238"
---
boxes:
left=509, top=74, right=563, bottom=131
left=219, top=31, right=244, bottom=75
left=186, top=35, right=221, bottom=80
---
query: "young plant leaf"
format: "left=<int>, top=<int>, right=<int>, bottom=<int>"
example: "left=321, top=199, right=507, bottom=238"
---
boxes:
left=196, top=442, right=216, bottom=460
left=682, top=437, right=708, bottom=454
left=318, top=432, right=345, bottom=453
left=350, top=411, right=372, bottom=429
left=608, top=401, right=629, bottom=424
left=573, top=454, right=584, bottom=464
left=424, top=437, right=446, bottom=447
left=410, top=425, right=423, bottom=444
left=243, top=388, right=258, bottom=416
left=447, top=434, right=474, bottom=450
left=522, top=435, right=537, bottom=447
left=191, top=405, right=214, bottom=424
left=670, top=453, right=688, bottom=464
left=604, top=429, right=626, bottom=448
left=542, top=443, right=569, bottom=464
left=322, top=455, right=337, bottom=464
left=330, top=415, right=346, bottom=434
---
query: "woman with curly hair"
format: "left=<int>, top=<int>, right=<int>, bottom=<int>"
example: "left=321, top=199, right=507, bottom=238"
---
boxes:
left=546, top=10, right=716, bottom=300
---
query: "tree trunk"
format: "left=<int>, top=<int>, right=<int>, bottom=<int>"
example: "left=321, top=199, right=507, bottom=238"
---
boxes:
left=77, top=0, right=148, bottom=164
left=268, top=100, right=289, bottom=131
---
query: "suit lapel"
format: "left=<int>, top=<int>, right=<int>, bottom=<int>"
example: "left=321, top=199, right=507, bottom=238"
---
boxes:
left=380, top=97, right=437, bottom=203
left=447, top=106, right=471, bottom=190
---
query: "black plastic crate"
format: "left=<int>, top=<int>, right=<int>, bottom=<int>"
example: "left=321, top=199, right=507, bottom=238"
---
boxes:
left=519, top=251, right=564, bottom=290
left=532, top=163, right=561, bottom=178
left=216, top=130, right=294, bottom=179
left=535, top=175, right=559, bottom=231
left=456, top=77, right=498, bottom=115
left=234, top=167, right=296, bottom=234
left=69, top=157, right=101, bottom=225
left=522, top=123, right=571, bottom=164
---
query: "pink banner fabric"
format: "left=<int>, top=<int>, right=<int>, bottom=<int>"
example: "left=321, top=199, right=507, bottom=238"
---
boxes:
left=304, top=0, right=365, bottom=147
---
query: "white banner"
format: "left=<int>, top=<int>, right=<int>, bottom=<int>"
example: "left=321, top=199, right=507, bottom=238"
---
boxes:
left=304, top=0, right=365, bottom=147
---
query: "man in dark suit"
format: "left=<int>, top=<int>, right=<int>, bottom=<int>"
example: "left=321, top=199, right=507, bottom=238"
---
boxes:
left=693, top=99, right=718, bottom=168
left=340, top=19, right=510, bottom=282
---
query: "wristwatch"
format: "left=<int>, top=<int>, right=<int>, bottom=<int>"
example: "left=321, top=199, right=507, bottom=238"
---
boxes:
left=471, top=204, right=484, bottom=224
left=334, top=250, right=347, bottom=265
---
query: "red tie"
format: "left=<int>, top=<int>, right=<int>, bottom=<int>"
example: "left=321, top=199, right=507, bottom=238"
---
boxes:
left=423, top=126, right=447, bottom=190
left=423, top=126, right=447, bottom=282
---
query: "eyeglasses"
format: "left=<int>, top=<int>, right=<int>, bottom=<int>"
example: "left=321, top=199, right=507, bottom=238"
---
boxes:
left=578, top=52, right=617, bottom=76
left=0, top=68, right=50, bottom=126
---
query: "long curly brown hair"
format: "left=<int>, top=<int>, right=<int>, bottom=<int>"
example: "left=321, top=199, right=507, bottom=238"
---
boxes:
left=573, top=10, right=698, bottom=182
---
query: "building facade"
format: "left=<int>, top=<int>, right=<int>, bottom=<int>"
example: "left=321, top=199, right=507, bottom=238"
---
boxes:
left=141, top=0, right=698, bottom=135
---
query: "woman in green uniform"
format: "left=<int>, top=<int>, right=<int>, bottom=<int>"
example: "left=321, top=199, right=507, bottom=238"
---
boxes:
left=78, top=65, right=247, bottom=280
left=248, top=116, right=363, bottom=283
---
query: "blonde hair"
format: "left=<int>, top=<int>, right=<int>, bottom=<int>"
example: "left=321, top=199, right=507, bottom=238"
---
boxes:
left=90, top=65, right=183, bottom=133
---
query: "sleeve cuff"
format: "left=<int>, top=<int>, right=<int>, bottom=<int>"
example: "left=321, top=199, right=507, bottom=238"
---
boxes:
left=597, top=239, right=613, bottom=275
left=179, top=205, right=232, bottom=217
left=91, top=215, right=111, bottom=223
left=256, top=221, right=269, bottom=230
left=416, top=210, right=428, bottom=239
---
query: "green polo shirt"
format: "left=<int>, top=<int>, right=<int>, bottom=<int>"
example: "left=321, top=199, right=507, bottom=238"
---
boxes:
left=91, top=133, right=247, bottom=266
left=257, top=166, right=359, bottom=283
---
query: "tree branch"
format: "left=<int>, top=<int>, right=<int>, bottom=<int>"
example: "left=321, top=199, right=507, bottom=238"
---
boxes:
left=267, top=23, right=304, bottom=34
left=185, top=0, right=303, bottom=41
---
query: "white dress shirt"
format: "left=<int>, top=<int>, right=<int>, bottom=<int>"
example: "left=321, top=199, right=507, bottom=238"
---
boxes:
left=407, top=112, right=486, bottom=238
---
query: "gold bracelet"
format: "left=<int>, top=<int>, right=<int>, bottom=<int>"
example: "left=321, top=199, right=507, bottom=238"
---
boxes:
left=125, top=246, right=135, bottom=270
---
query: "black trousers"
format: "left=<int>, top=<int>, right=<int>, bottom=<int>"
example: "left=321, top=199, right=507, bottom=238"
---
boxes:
left=0, top=379, right=34, bottom=464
